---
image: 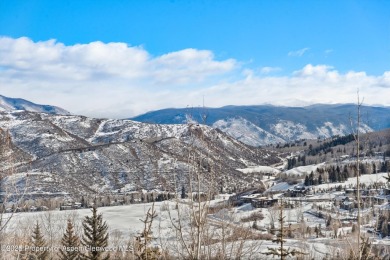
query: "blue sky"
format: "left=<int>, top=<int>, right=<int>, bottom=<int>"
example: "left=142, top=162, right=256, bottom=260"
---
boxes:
left=0, top=0, right=389, bottom=118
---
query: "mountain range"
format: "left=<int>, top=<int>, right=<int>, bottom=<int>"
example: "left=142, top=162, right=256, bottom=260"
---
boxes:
left=1, top=94, right=389, bottom=147
left=0, top=94, right=70, bottom=115
left=132, top=104, right=390, bottom=146
left=0, top=110, right=279, bottom=197
left=1, top=95, right=389, bottom=198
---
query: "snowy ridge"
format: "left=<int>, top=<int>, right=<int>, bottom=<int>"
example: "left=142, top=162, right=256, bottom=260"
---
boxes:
left=133, top=104, right=387, bottom=146
left=0, top=94, right=70, bottom=115
left=0, top=110, right=281, bottom=196
left=213, top=117, right=284, bottom=146
left=215, top=119, right=373, bottom=146
left=270, top=120, right=317, bottom=141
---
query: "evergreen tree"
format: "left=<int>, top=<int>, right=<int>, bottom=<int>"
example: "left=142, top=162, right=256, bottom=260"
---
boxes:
left=81, top=204, right=110, bottom=260
left=326, top=215, right=332, bottom=227
left=58, top=219, right=81, bottom=260
left=336, top=165, right=341, bottom=181
left=81, top=196, right=86, bottom=208
left=181, top=186, right=186, bottom=199
left=309, top=171, right=314, bottom=186
left=287, top=158, right=292, bottom=170
left=292, top=157, right=297, bottom=168
left=30, top=221, right=49, bottom=260
left=304, top=175, right=309, bottom=186
left=318, top=174, right=323, bottom=185
left=382, top=162, right=387, bottom=173
left=329, top=170, right=335, bottom=183
left=263, top=200, right=306, bottom=259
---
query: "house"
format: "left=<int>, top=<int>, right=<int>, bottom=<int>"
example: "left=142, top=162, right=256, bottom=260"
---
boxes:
left=285, top=186, right=311, bottom=197
left=60, top=205, right=73, bottom=211
left=241, top=194, right=261, bottom=204
left=74, top=202, right=82, bottom=209
left=345, top=189, right=357, bottom=198
left=383, top=188, right=390, bottom=196
left=251, top=197, right=278, bottom=208
left=341, top=199, right=355, bottom=210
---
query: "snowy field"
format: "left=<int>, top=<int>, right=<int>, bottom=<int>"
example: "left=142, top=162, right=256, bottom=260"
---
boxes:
left=237, top=165, right=280, bottom=174
left=285, top=163, right=325, bottom=176
left=3, top=199, right=346, bottom=259
left=4, top=202, right=165, bottom=238
left=314, top=172, right=389, bottom=191
left=3, top=172, right=390, bottom=258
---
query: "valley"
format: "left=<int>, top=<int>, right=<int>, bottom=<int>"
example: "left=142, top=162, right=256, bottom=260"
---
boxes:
left=0, top=104, right=390, bottom=259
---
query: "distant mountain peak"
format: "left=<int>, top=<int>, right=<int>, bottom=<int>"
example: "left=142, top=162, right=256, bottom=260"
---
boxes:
left=132, top=104, right=390, bottom=146
left=0, top=95, right=70, bottom=115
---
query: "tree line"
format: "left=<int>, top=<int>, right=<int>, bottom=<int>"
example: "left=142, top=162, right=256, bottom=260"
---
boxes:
left=304, top=161, right=390, bottom=186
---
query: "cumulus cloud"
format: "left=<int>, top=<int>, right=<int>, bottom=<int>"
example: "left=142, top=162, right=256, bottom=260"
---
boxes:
left=198, top=65, right=389, bottom=108
left=0, top=37, right=235, bottom=82
left=151, top=48, right=236, bottom=84
left=288, top=47, right=309, bottom=57
left=0, top=37, right=389, bottom=118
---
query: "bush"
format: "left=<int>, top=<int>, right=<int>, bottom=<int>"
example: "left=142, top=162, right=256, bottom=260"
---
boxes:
left=241, top=211, right=264, bottom=222
left=251, top=232, right=274, bottom=240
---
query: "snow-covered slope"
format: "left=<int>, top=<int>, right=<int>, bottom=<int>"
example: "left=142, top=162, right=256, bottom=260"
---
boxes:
left=0, top=111, right=281, bottom=196
left=214, top=118, right=372, bottom=146
left=213, top=117, right=284, bottom=146
left=0, top=95, right=70, bottom=115
left=132, top=104, right=388, bottom=146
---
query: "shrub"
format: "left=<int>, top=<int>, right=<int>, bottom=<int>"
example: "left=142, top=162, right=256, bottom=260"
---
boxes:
left=241, top=211, right=264, bottom=222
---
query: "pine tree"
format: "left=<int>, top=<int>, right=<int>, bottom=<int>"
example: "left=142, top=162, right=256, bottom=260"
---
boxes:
left=263, top=200, right=306, bottom=259
left=58, top=219, right=81, bottom=260
left=181, top=185, right=186, bottom=199
left=30, top=221, right=49, bottom=260
left=304, top=175, right=309, bottom=186
left=318, top=174, right=323, bottom=185
left=81, top=196, right=87, bottom=208
left=326, top=215, right=332, bottom=227
left=309, top=171, right=314, bottom=186
left=81, top=204, right=110, bottom=260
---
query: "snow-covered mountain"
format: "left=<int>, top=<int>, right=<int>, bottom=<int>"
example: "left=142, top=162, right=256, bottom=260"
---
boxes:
left=0, top=111, right=280, bottom=197
left=132, top=104, right=390, bottom=146
left=213, top=117, right=284, bottom=146
left=0, top=94, right=70, bottom=115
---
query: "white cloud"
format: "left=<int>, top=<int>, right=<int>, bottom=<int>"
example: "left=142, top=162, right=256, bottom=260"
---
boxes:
left=288, top=47, right=309, bottom=57
left=151, top=48, right=236, bottom=84
left=0, top=37, right=235, bottom=83
left=260, top=66, right=281, bottom=74
left=293, top=64, right=333, bottom=77
left=0, top=37, right=389, bottom=119
left=197, top=65, right=389, bottom=109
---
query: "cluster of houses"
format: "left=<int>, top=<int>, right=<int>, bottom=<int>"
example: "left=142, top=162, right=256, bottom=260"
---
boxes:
left=226, top=183, right=390, bottom=212
left=335, top=188, right=390, bottom=211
